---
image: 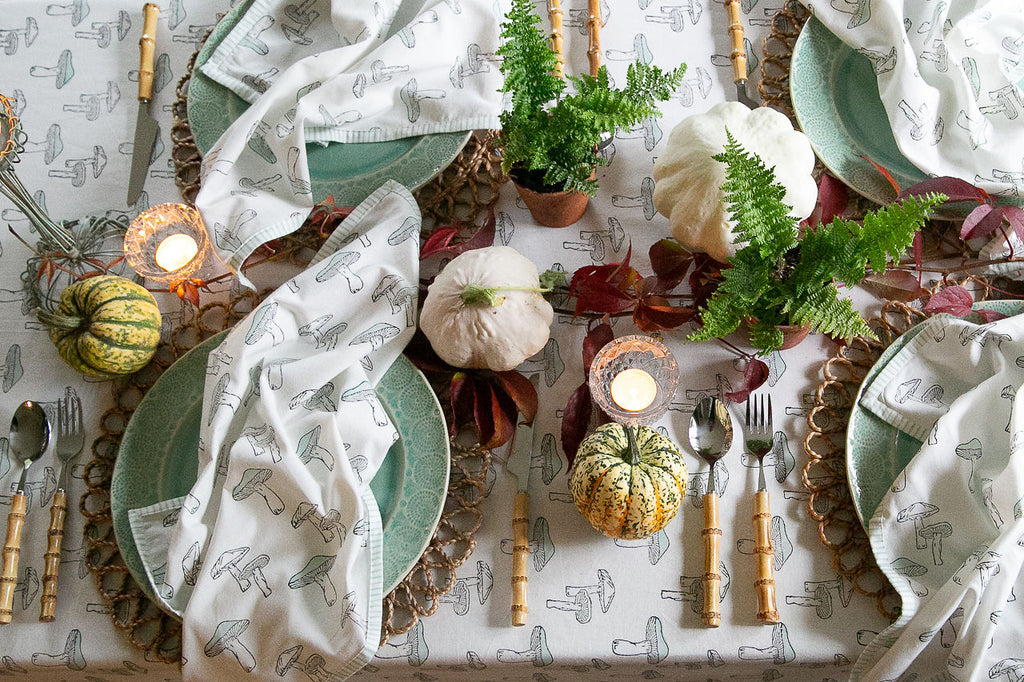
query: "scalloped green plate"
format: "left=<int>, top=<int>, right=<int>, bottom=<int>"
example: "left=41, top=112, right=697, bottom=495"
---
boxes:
left=186, top=0, right=470, bottom=206
left=847, top=300, right=1024, bottom=529
left=111, top=331, right=450, bottom=611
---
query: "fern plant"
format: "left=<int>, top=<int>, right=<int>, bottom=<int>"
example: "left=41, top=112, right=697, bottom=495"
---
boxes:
left=496, top=0, right=685, bottom=196
left=689, top=132, right=946, bottom=353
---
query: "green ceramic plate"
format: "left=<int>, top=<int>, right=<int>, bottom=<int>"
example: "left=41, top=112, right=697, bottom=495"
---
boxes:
left=186, top=0, right=470, bottom=206
left=791, top=16, right=928, bottom=206
left=846, top=300, right=1024, bottom=529
left=111, top=331, right=450, bottom=610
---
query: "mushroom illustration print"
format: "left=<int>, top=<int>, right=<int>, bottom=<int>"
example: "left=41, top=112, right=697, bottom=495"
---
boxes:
left=897, top=501, right=939, bottom=551
left=289, top=382, right=337, bottom=412
left=30, top=628, right=85, bottom=670
left=349, top=323, right=401, bottom=371
left=314, top=250, right=363, bottom=293
left=242, top=423, right=281, bottom=462
left=291, top=502, right=346, bottom=544
left=376, top=620, right=430, bottom=666
left=298, top=314, right=347, bottom=350
left=288, top=555, right=337, bottom=606
left=245, top=302, right=285, bottom=346
left=232, top=467, right=285, bottom=515
left=210, top=546, right=272, bottom=597
left=372, top=274, right=417, bottom=328
left=181, top=542, right=201, bottom=585
left=341, top=381, right=389, bottom=426
left=204, top=619, right=256, bottom=672
left=496, top=625, right=551, bottom=667
left=611, top=616, right=667, bottom=665
left=208, top=373, right=241, bottom=425
left=738, top=622, right=795, bottom=664
left=955, top=438, right=983, bottom=492
left=296, top=425, right=334, bottom=470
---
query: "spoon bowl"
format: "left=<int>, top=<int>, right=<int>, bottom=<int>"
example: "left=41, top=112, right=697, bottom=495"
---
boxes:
left=10, top=400, right=50, bottom=491
left=688, top=396, right=732, bottom=493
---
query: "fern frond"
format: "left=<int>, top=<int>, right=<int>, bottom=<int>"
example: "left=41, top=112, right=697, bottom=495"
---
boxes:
left=855, top=193, right=945, bottom=274
left=687, top=291, right=745, bottom=343
left=748, top=320, right=785, bottom=353
left=788, top=285, right=876, bottom=341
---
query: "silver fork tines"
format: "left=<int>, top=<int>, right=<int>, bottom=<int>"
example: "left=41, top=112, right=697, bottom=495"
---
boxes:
left=56, top=389, right=84, bottom=491
left=745, top=394, right=773, bottom=492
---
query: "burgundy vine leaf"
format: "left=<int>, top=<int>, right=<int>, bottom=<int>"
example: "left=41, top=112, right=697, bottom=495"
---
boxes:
left=633, top=295, right=697, bottom=332
left=802, top=173, right=849, bottom=228
left=898, top=176, right=989, bottom=204
left=975, top=308, right=1007, bottom=323
left=420, top=209, right=496, bottom=259
left=582, top=321, right=615, bottom=371
left=648, top=239, right=693, bottom=292
left=569, top=252, right=640, bottom=315
left=689, top=253, right=725, bottom=309
left=449, top=372, right=475, bottom=438
left=912, top=231, right=924, bottom=271
left=960, top=204, right=999, bottom=241
left=561, top=382, right=593, bottom=467
left=860, top=270, right=929, bottom=302
left=724, top=358, right=769, bottom=403
left=472, top=381, right=497, bottom=448
left=923, top=285, right=974, bottom=316
left=487, top=385, right=517, bottom=450
left=492, top=369, right=539, bottom=423
left=1003, top=206, right=1024, bottom=243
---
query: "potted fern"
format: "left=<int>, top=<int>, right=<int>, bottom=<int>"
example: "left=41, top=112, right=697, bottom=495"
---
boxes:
left=496, top=0, right=685, bottom=227
left=688, top=134, right=946, bottom=354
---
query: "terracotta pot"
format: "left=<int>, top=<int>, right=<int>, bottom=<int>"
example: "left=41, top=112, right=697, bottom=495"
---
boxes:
left=512, top=179, right=590, bottom=228
left=776, top=324, right=811, bottom=350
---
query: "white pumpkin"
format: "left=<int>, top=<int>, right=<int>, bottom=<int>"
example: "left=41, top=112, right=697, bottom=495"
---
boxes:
left=652, top=101, right=818, bottom=263
left=420, top=245, right=554, bottom=371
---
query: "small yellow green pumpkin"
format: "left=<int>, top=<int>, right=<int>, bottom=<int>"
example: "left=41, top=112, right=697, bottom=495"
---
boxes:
left=569, top=423, right=688, bottom=540
left=41, top=275, right=162, bottom=378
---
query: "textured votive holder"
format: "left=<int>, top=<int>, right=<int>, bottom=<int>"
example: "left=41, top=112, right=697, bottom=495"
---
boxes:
left=588, top=335, right=679, bottom=425
left=123, top=202, right=210, bottom=283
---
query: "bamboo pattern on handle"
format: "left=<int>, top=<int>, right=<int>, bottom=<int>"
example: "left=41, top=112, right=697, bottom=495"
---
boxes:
left=586, top=0, right=601, bottom=77
left=723, top=0, right=747, bottom=84
left=40, top=490, right=67, bottom=622
left=137, top=3, right=160, bottom=101
left=511, top=492, right=530, bottom=626
left=0, top=493, right=27, bottom=625
left=546, top=0, right=564, bottom=78
left=753, top=490, right=780, bottom=623
left=701, top=492, right=722, bottom=627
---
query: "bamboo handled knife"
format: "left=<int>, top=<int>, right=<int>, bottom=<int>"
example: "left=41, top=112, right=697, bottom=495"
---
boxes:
left=126, top=3, right=160, bottom=206
left=507, top=375, right=539, bottom=626
left=723, top=0, right=759, bottom=108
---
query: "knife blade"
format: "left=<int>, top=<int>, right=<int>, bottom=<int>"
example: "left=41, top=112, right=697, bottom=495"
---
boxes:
left=127, top=2, right=161, bottom=206
left=507, top=374, right=539, bottom=627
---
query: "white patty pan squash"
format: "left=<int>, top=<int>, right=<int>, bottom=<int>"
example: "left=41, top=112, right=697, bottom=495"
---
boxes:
left=652, top=101, right=818, bottom=263
left=420, top=245, right=554, bottom=372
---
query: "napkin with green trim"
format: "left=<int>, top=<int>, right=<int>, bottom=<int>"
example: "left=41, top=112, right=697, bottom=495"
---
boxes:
left=129, top=181, right=420, bottom=681
left=853, top=311, right=1024, bottom=680
left=194, top=0, right=503, bottom=286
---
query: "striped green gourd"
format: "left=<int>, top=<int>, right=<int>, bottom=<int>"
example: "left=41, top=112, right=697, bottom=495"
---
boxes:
left=40, top=275, right=161, bottom=378
left=569, top=423, right=688, bottom=540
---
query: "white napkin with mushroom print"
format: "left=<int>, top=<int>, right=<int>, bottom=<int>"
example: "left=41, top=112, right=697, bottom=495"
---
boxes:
left=193, top=0, right=503, bottom=286
left=807, top=0, right=1024, bottom=200
left=128, top=181, right=420, bottom=681
left=852, top=311, right=1024, bottom=680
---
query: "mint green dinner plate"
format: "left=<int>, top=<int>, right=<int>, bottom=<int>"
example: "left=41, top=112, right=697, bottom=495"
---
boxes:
left=111, top=331, right=450, bottom=610
left=846, top=300, right=1024, bottom=529
left=186, top=0, right=470, bottom=207
left=791, top=16, right=928, bottom=206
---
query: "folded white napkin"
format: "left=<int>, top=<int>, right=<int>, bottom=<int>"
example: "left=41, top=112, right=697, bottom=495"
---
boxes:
left=853, top=312, right=1024, bottom=680
left=129, top=181, right=420, bottom=681
left=194, top=0, right=503, bottom=286
left=808, top=0, right=1024, bottom=200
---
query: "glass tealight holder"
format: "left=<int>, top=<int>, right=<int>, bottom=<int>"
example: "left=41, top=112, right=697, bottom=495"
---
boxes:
left=123, top=203, right=211, bottom=284
left=589, top=335, right=679, bottom=425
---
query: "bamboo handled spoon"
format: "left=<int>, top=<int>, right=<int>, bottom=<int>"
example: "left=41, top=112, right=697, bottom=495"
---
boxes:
left=1, top=401, right=50, bottom=624
left=688, top=396, right=732, bottom=627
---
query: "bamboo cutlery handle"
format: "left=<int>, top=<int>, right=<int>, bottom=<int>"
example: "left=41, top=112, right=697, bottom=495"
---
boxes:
left=701, top=492, right=722, bottom=627
left=0, top=493, right=27, bottom=625
left=511, top=492, right=530, bottom=626
left=39, top=490, right=67, bottom=622
left=753, top=490, right=780, bottom=623
left=723, top=0, right=747, bottom=84
left=138, top=3, right=160, bottom=101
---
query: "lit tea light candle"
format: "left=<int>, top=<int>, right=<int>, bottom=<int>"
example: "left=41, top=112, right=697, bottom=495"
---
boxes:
left=610, top=368, right=658, bottom=412
left=154, top=233, right=199, bottom=272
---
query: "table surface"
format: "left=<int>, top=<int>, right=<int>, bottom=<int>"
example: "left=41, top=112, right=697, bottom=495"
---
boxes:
left=0, top=0, right=896, bottom=679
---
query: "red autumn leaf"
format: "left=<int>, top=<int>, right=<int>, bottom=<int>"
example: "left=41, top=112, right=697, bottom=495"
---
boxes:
left=420, top=209, right=496, bottom=259
left=861, top=156, right=901, bottom=194
left=561, top=382, right=593, bottom=467
left=724, top=358, right=770, bottom=403
left=803, top=173, right=849, bottom=228
left=689, top=253, right=725, bottom=309
left=633, top=296, right=697, bottom=332
left=473, top=380, right=496, bottom=447
left=960, top=204, right=999, bottom=240
left=570, top=278, right=637, bottom=315
left=492, top=369, right=538, bottom=423
left=860, top=270, right=929, bottom=302
left=912, top=231, right=924, bottom=271
left=1003, top=206, right=1024, bottom=244
left=898, top=176, right=988, bottom=204
left=449, top=372, right=475, bottom=437
left=174, top=280, right=201, bottom=307
left=975, top=308, right=1007, bottom=323
left=923, top=285, right=974, bottom=317
left=582, top=320, right=614, bottom=371
left=648, top=239, right=693, bottom=292
left=487, top=384, right=516, bottom=449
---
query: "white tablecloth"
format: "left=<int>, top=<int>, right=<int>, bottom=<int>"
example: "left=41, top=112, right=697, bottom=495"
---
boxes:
left=0, top=0, right=894, bottom=679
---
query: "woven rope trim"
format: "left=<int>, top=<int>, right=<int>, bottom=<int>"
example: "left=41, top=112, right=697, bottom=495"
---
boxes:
left=83, top=49, right=505, bottom=657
